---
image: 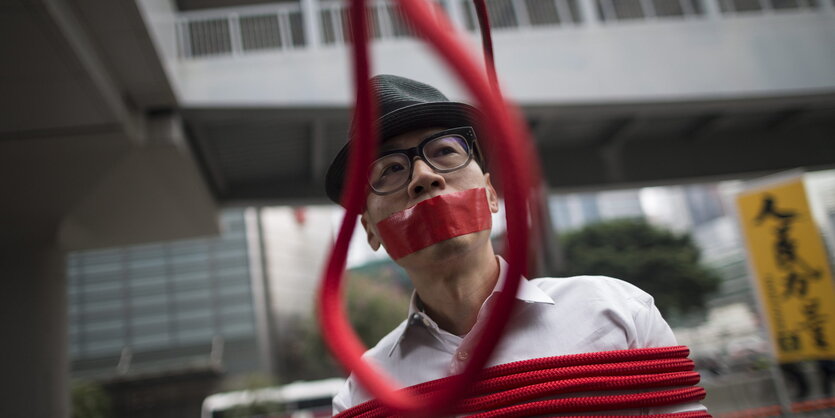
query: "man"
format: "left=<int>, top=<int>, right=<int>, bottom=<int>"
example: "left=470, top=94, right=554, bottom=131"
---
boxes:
left=326, top=74, right=703, bottom=414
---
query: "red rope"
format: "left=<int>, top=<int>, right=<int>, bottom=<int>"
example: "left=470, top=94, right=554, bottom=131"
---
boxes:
left=470, top=387, right=707, bottom=418
left=336, top=347, right=709, bottom=418
left=472, top=0, right=499, bottom=91
left=318, top=0, right=537, bottom=413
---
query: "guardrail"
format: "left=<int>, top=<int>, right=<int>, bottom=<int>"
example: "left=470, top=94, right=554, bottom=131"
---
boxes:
left=175, top=0, right=830, bottom=59
left=177, top=3, right=305, bottom=58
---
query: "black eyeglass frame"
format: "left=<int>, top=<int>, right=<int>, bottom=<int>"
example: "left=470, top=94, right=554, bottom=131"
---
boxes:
left=368, top=126, right=478, bottom=196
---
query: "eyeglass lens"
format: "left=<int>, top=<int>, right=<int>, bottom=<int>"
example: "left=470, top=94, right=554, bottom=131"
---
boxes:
left=369, top=135, right=470, bottom=194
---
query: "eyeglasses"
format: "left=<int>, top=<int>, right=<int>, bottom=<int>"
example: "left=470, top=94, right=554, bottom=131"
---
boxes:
left=368, top=126, right=476, bottom=195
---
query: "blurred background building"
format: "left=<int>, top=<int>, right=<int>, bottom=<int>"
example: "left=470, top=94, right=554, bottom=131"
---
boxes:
left=2, top=0, right=835, bottom=416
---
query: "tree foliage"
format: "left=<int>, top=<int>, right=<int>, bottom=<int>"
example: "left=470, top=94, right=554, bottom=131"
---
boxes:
left=71, top=381, right=111, bottom=418
left=278, top=270, right=410, bottom=381
left=559, top=219, right=721, bottom=316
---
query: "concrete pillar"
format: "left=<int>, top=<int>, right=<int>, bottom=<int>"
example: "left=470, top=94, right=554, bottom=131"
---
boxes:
left=0, top=244, right=69, bottom=417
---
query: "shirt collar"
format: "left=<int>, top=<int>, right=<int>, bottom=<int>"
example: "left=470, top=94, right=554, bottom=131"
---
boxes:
left=388, top=256, right=555, bottom=356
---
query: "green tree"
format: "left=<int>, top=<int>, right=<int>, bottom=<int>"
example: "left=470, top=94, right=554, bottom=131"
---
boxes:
left=71, top=381, right=111, bottom=418
left=559, top=218, right=721, bottom=317
left=278, top=270, right=410, bottom=381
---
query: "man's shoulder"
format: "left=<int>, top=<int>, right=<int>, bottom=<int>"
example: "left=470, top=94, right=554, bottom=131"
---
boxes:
left=528, top=275, right=653, bottom=306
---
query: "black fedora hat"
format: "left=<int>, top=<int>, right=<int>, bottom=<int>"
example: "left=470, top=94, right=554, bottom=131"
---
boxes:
left=325, top=74, right=483, bottom=205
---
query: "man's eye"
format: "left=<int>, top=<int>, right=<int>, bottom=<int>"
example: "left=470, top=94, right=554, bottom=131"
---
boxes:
left=381, top=163, right=405, bottom=177
left=432, top=146, right=460, bottom=158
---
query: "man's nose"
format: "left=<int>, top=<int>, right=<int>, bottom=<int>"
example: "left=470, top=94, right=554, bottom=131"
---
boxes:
left=407, top=158, right=446, bottom=199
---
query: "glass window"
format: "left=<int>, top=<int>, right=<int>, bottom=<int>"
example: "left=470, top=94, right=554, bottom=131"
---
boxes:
left=85, top=319, right=124, bottom=333
left=215, top=263, right=247, bottom=277
left=171, top=269, right=209, bottom=283
left=128, top=279, right=167, bottom=297
left=127, top=257, right=166, bottom=269
left=132, top=332, right=172, bottom=350
left=176, top=307, right=213, bottom=322
left=84, top=340, right=125, bottom=356
left=84, top=327, right=125, bottom=342
left=128, top=243, right=165, bottom=259
left=222, top=321, right=255, bottom=337
left=214, top=247, right=247, bottom=261
left=83, top=299, right=123, bottom=314
left=174, top=288, right=212, bottom=304
left=127, top=265, right=166, bottom=280
left=132, top=312, right=169, bottom=327
left=80, top=248, right=122, bottom=264
left=177, top=325, right=215, bottom=344
left=217, top=292, right=251, bottom=308
left=221, top=304, right=253, bottom=317
left=218, top=284, right=250, bottom=299
left=170, top=251, right=210, bottom=265
left=81, top=261, right=123, bottom=275
left=82, top=281, right=122, bottom=299
left=169, top=239, right=209, bottom=254
left=176, top=297, right=213, bottom=312
left=80, top=270, right=122, bottom=286
left=131, top=292, right=168, bottom=308
left=132, top=321, right=170, bottom=337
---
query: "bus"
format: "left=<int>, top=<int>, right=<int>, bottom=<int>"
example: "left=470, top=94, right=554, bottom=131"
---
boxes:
left=201, top=378, right=344, bottom=418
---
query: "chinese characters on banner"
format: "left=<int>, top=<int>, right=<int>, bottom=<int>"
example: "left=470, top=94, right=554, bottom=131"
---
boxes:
left=737, top=177, right=835, bottom=363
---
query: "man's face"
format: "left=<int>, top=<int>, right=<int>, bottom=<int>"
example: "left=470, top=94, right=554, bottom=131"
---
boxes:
left=360, top=127, right=499, bottom=268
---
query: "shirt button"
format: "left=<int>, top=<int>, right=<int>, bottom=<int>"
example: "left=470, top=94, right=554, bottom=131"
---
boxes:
left=457, top=351, right=469, bottom=361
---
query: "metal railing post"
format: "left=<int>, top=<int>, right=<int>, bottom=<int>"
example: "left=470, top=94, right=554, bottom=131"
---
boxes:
left=444, top=0, right=469, bottom=30
left=577, top=0, right=601, bottom=26
left=639, top=0, right=656, bottom=19
left=699, top=0, right=722, bottom=18
left=512, top=0, right=532, bottom=28
left=279, top=12, right=293, bottom=49
left=302, top=0, right=321, bottom=49
left=229, top=14, right=243, bottom=56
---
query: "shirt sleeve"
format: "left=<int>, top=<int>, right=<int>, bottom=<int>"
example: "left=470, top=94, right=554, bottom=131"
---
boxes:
left=632, top=294, right=708, bottom=414
left=632, top=296, right=678, bottom=348
left=332, top=377, right=353, bottom=415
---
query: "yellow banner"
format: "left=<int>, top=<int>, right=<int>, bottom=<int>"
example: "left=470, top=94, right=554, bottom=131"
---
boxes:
left=737, top=177, right=835, bottom=363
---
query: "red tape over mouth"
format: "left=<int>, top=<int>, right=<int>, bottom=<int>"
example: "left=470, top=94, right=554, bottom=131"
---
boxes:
left=376, top=188, right=492, bottom=260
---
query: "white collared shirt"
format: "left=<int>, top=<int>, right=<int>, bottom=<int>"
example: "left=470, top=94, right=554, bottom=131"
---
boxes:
left=332, top=257, right=705, bottom=415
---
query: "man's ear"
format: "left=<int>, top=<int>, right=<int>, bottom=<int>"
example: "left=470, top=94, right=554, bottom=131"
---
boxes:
left=360, top=212, right=382, bottom=251
left=484, top=173, right=500, bottom=213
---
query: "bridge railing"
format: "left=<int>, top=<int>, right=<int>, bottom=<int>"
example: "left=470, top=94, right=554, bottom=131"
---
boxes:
left=174, top=0, right=832, bottom=59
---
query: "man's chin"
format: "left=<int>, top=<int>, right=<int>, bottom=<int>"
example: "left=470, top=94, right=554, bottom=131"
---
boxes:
left=392, top=231, right=488, bottom=267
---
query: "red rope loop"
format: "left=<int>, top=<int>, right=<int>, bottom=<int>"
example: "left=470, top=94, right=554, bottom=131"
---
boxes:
left=317, top=0, right=538, bottom=414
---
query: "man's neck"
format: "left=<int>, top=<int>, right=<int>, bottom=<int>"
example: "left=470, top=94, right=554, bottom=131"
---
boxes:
left=406, top=243, right=500, bottom=336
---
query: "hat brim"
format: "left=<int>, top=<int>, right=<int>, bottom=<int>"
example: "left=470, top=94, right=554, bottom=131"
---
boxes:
left=325, top=101, right=481, bottom=205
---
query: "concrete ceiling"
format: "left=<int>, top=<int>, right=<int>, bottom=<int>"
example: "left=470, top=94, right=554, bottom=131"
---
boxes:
left=182, top=91, right=835, bottom=205
left=1, top=0, right=215, bottom=251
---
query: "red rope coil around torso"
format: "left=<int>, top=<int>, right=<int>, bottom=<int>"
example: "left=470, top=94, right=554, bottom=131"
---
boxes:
left=336, top=346, right=709, bottom=417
